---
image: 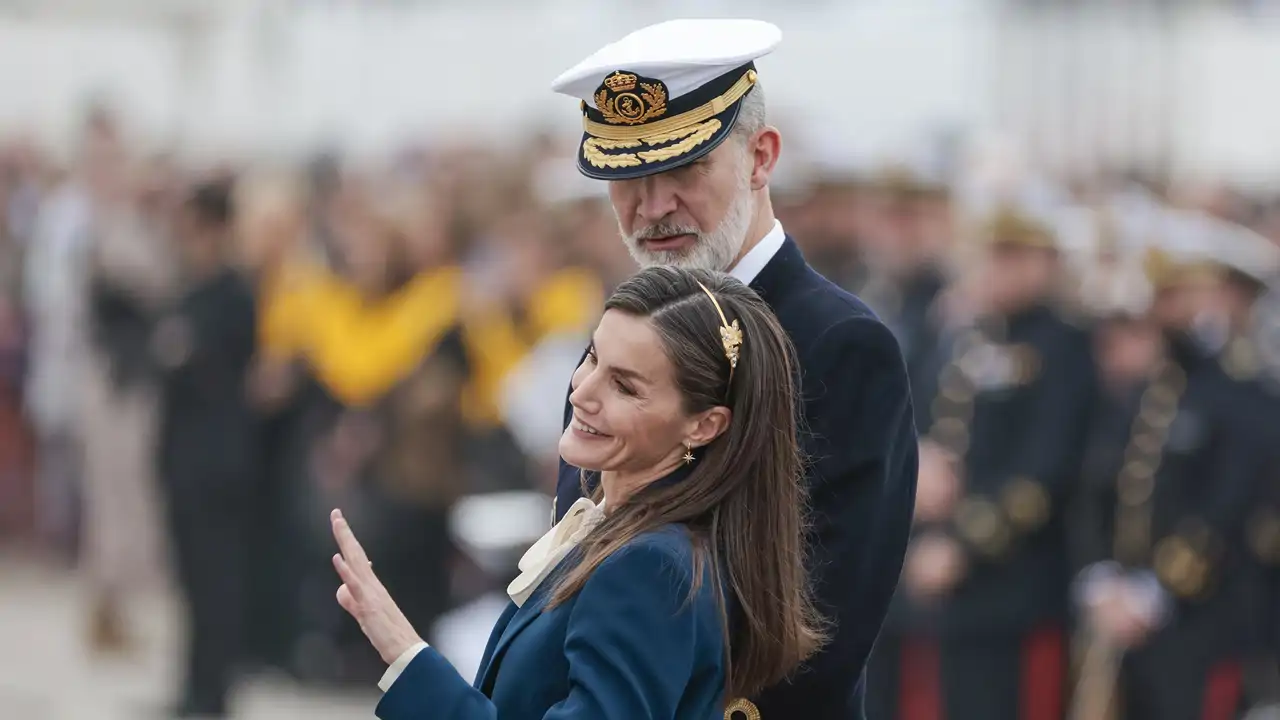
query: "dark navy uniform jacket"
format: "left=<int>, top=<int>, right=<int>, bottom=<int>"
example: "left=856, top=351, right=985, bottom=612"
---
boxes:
left=555, top=236, right=920, bottom=719
left=1076, top=332, right=1265, bottom=659
left=915, top=303, right=1098, bottom=634
left=1219, top=335, right=1280, bottom=663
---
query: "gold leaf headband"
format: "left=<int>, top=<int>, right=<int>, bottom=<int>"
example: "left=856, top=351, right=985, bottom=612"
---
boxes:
left=695, top=281, right=743, bottom=388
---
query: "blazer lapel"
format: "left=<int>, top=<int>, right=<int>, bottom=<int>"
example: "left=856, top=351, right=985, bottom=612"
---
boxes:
left=476, top=592, right=546, bottom=693
left=471, top=601, right=519, bottom=688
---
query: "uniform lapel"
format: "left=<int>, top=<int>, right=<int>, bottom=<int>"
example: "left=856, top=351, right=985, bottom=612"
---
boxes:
left=749, top=237, right=808, bottom=308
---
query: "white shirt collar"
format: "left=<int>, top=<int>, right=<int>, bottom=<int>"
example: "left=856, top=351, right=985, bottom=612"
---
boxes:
left=729, top=219, right=786, bottom=286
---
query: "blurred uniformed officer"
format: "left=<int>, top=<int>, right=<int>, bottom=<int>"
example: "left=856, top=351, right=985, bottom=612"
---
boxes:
left=1202, top=221, right=1280, bottom=713
left=1073, top=211, right=1265, bottom=720
left=863, top=166, right=954, bottom=720
left=892, top=206, right=1097, bottom=720
left=855, top=164, right=954, bottom=389
left=798, top=170, right=870, bottom=291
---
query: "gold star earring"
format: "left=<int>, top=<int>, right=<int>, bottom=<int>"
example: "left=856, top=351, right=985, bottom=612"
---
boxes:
left=682, top=444, right=696, bottom=465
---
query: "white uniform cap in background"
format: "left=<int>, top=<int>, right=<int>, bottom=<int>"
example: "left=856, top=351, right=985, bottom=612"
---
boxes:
left=1210, top=218, right=1280, bottom=284
left=1052, top=205, right=1101, bottom=258
left=1155, top=209, right=1219, bottom=261
left=868, top=133, right=955, bottom=192
left=1135, top=209, right=1229, bottom=294
left=1105, top=193, right=1167, bottom=255
left=1064, top=204, right=1155, bottom=317
left=967, top=174, right=1069, bottom=246
left=1086, top=254, right=1155, bottom=319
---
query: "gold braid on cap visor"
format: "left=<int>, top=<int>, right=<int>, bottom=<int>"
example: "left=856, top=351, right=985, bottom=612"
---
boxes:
left=579, top=70, right=758, bottom=170
left=582, top=69, right=757, bottom=141
left=695, top=281, right=743, bottom=391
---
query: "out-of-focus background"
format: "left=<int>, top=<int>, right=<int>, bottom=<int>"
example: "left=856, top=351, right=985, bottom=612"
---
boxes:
left=0, top=0, right=1279, bottom=718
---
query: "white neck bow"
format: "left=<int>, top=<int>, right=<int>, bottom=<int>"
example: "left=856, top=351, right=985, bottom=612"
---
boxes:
left=507, top=497, right=606, bottom=607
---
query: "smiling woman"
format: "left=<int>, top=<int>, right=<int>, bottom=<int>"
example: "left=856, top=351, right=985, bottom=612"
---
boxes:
left=557, top=308, right=726, bottom=486
left=331, top=265, right=827, bottom=720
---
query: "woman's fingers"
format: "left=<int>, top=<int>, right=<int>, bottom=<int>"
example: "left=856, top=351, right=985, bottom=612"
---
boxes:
left=332, top=553, right=365, bottom=601
left=336, top=583, right=359, bottom=616
left=330, top=508, right=373, bottom=573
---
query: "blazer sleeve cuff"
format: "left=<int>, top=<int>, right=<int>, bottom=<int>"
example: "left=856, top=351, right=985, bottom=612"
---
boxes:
left=379, top=641, right=430, bottom=692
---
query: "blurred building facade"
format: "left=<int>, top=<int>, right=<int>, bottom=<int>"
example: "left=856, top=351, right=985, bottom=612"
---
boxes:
left=0, top=0, right=1278, bottom=184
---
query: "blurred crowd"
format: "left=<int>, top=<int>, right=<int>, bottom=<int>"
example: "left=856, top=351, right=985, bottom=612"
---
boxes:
left=0, top=102, right=1277, bottom=718
left=0, top=105, right=622, bottom=715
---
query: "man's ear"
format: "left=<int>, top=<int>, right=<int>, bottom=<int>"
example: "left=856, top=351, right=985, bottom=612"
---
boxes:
left=748, top=127, right=782, bottom=191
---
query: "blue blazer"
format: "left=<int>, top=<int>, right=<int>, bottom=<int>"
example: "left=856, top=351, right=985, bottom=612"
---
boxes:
left=556, top=237, right=919, bottom=719
left=375, top=526, right=730, bottom=720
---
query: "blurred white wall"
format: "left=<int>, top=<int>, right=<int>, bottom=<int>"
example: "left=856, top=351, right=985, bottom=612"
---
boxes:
left=1177, top=9, right=1280, bottom=187
left=991, top=3, right=1280, bottom=188
left=0, top=0, right=1277, bottom=184
left=0, top=21, right=181, bottom=154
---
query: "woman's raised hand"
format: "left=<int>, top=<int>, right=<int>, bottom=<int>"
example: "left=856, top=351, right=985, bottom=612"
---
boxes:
left=330, top=508, right=424, bottom=665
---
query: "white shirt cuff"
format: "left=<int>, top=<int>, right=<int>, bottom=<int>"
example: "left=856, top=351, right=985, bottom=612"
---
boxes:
left=378, top=641, right=429, bottom=692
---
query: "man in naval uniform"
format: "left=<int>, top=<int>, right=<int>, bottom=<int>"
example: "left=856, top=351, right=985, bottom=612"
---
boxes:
left=851, top=164, right=953, bottom=387
left=861, top=165, right=954, bottom=720
left=880, top=207, right=1097, bottom=720
left=1073, top=213, right=1265, bottom=720
left=549, top=19, right=918, bottom=719
left=1199, top=220, right=1280, bottom=713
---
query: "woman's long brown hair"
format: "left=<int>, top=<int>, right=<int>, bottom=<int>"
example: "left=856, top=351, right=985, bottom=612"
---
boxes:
left=545, top=266, right=828, bottom=700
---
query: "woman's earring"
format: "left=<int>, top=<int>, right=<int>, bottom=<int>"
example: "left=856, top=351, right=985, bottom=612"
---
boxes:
left=682, top=444, right=696, bottom=465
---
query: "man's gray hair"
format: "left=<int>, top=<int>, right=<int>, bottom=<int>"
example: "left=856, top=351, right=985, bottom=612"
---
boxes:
left=731, top=82, right=767, bottom=142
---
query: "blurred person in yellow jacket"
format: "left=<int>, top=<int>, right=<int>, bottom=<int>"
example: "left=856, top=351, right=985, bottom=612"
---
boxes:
left=260, top=176, right=469, bottom=682
left=237, top=170, right=328, bottom=408
left=459, top=205, right=603, bottom=493
left=254, top=179, right=461, bottom=411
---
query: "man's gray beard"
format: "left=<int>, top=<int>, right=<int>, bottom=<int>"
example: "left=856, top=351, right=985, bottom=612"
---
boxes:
left=618, top=181, right=755, bottom=273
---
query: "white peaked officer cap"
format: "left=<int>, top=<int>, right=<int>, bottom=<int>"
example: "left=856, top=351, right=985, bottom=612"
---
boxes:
left=551, top=19, right=782, bottom=181
left=1209, top=218, right=1280, bottom=287
left=1141, top=210, right=1225, bottom=292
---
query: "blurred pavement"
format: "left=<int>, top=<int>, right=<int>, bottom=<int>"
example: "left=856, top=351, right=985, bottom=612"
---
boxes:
left=0, top=555, right=381, bottom=720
